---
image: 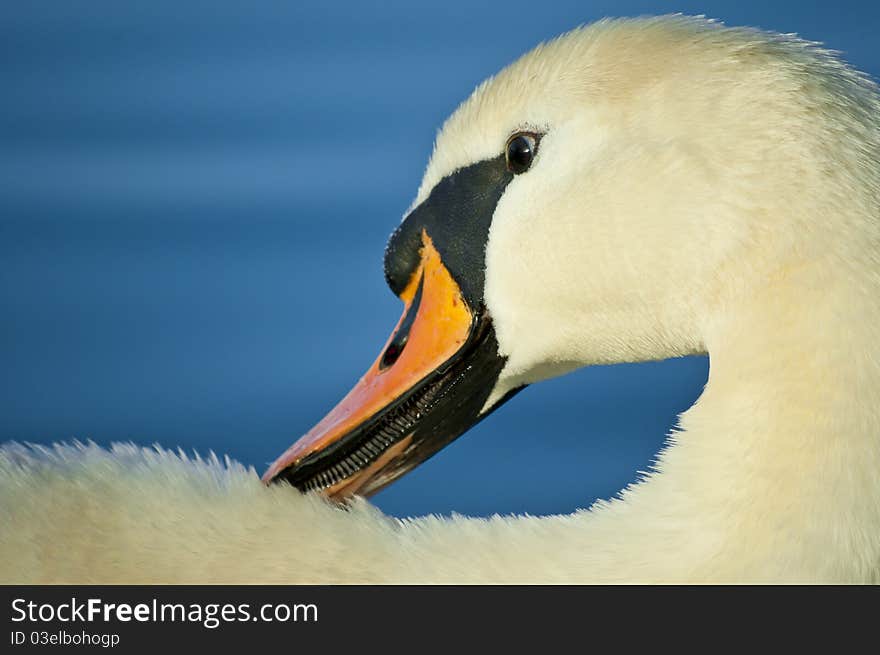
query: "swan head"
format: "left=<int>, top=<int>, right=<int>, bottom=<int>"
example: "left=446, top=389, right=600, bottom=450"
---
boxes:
left=263, top=16, right=878, bottom=498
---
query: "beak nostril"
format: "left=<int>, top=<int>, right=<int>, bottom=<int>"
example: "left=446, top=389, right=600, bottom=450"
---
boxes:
left=379, top=272, right=424, bottom=371
left=380, top=338, right=407, bottom=369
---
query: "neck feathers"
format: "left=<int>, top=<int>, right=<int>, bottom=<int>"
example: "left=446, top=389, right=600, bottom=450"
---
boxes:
left=661, top=261, right=880, bottom=581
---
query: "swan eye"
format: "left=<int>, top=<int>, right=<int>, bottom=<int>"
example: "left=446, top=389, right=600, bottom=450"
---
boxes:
left=505, top=132, right=538, bottom=174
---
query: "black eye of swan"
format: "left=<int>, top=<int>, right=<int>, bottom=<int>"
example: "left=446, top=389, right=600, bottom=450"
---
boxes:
left=505, top=132, right=538, bottom=174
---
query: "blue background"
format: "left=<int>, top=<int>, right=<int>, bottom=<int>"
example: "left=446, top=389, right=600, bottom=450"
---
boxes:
left=2, top=1, right=877, bottom=518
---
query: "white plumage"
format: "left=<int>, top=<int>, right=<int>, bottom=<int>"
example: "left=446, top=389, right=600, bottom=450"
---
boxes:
left=2, top=16, right=879, bottom=583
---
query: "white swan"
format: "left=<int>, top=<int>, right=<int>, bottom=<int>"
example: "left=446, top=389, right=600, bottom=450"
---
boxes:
left=2, top=15, right=878, bottom=584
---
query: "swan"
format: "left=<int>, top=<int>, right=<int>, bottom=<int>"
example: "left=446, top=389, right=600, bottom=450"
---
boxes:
left=1, top=15, right=878, bottom=584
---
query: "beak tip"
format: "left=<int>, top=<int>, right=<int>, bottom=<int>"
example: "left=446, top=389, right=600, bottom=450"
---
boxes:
left=260, top=466, right=277, bottom=485
left=261, top=455, right=293, bottom=486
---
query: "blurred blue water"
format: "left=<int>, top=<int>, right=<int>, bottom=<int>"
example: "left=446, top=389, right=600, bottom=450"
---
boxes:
left=1, top=1, right=877, bottom=517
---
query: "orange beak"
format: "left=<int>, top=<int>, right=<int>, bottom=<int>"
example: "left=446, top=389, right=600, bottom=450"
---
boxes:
left=262, top=231, right=512, bottom=500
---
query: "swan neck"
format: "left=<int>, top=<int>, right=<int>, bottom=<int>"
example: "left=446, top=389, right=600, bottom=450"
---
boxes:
left=661, top=263, right=880, bottom=580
